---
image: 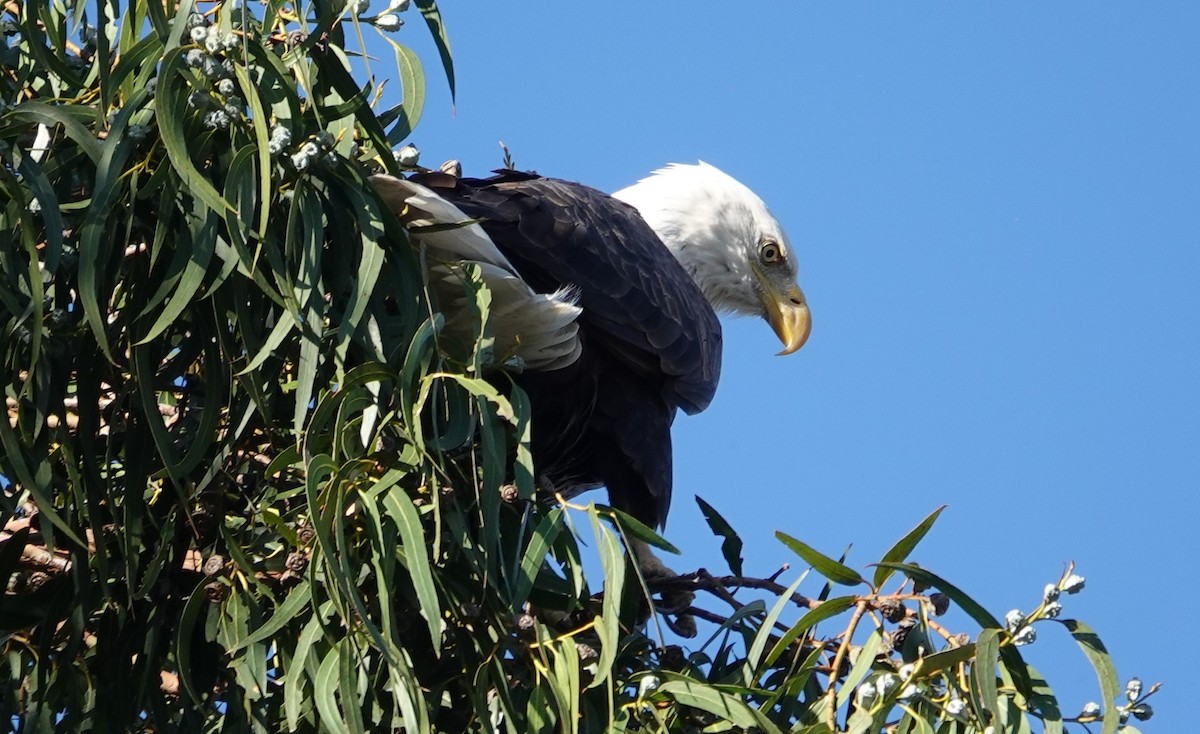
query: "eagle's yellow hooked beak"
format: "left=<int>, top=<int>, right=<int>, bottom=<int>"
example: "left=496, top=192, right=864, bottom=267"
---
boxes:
left=761, top=281, right=811, bottom=356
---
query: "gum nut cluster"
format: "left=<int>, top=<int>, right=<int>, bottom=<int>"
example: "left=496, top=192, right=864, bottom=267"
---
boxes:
left=291, top=131, right=340, bottom=171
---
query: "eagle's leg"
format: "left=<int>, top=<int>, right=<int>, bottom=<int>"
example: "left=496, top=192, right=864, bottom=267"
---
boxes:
left=629, top=538, right=696, bottom=620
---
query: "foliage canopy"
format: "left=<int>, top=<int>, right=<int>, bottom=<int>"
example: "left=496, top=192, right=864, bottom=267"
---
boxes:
left=0, top=1, right=1155, bottom=732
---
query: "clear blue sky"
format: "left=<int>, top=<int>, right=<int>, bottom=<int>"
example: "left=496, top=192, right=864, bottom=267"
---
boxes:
left=379, top=3, right=1197, bottom=727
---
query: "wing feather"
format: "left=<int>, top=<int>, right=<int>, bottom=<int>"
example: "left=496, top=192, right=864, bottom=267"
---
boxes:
left=414, top=170, right=722, bottom=414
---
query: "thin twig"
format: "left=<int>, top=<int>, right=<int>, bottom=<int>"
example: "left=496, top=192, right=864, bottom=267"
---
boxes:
left=826, top=599, right=869, bottom=731
left=648, top=569, right=817, bottom=609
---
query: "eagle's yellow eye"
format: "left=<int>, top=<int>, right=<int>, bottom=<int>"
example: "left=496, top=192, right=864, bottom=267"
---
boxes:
left=759, top=241, right=783, bottom=265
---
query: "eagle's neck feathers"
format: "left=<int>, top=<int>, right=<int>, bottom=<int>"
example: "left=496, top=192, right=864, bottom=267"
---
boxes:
left=613, top=162, right=772, bottom=317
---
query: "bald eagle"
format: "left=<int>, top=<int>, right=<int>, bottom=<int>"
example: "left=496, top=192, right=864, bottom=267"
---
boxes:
left=371, top=163, right=809, bottom=530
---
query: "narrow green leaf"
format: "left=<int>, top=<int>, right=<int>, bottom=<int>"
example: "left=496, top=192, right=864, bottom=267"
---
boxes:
left=919, top=642, right=975, bottom=674
left=413, top=0, right=455, bottom=102
left=764, top=596, right=856, bottom=668
left=380, top=489, right=444, bottom=653
left=776, top=531, right=865, bottom=586
left=973, top=628, right=1002, bottom=723
left=386, top=652, right=431, bottom=734
left=400, top=316, right=440, bottom=431
left=174, top=580, right=211, bottom=706
left=15, top=155, right=63, bottom=274
left=230, top=580, right=311, bottom=653
left=597, top=505, right=680, bottom=555
left=1025, top=664, right=1064, bottom=734
left=549, top=637, right=580, bottom=734
left=897, top=704, right=936, bottom=734
left=384, top=41, right=427, bottom=144
left=238, top=312, right=296, bottom=376
left=314, top=646, right=344, bottom=733
left=656, top=679, right=779, bottom=734
left=1061, top=620, right=1121, bottom=734
left=156, top=49, right=233, bottom=215
left=873, top=562, right=1003, bottom=628
left=286, top=610, right=329, bottom=729
left=290, top=182, right=326, bottom=435
left=233, top=63, right=273, bottom=239
left=838, top=627, right=884, bottom=706
left=846, top=704, right=879, bottom=734
left=590, top=510, right=626, bottom=689
left=425, top=371, right=518, bottom=422
left=512, top=507, right=563, bottom=610
left=745, top=573, right=805, bottom=679
left=8, top=103, right=102, bottom=162
left=872, top=505, right=946, bottom=589
left=77, top=92, right=143, bottom=361
left=696, top=495, right=744, bottom=577
left=334, top=181, right=388, bottom=362
left=337, top=638, right=367, bottom=734
left=136, top=202, right=217, bottom=345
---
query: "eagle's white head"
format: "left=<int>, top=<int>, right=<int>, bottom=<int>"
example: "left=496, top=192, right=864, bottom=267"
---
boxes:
left=613, top=162, right=811, bottom=355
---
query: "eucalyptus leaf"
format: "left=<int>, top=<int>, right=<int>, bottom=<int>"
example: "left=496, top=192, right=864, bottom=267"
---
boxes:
left=776, top=531, right=865, bottom=586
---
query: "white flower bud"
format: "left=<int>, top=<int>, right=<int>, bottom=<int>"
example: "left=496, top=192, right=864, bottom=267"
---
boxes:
left=28, top=197, right=41, bottom=214
left=1125, top=677, right=1142, bottom=702
left=204, top=26, right=222, bottom=53
left=1004, top=609, right=1025, bottom=631
left=394, top=143, right=420, bottom=167
left=350, top=0, right=371, bottom=15
left=1042, top=601, right=1062, bottom=619
left=189, top=26, right=208, bottom=44
left=291, top=150, right=314, bottom=171
left=203, top=109, right=231, bottom=130
left=875, top=672, right=898, bottom=697
left=945, top=697, right=967, bottom=718
left=1012, top=626, right=1036, bottom=646
left=897, top=663, right=916, bottom=680
left=1081, top=701, right=1101, bottom=718
left=637, top=674, right=659, bottom=698
left=897, top=683, right=921, bottom=703
left=1043, top=583, right=1060, bottom=603
left=1061, top=573, right=1085, bottom=594
left=386, top=0, right=411, bottom=11
left=373, top=13, right=403, bottom=32
left=856, top=680, right=878, bottom=709
left=269, top=124, right=292, bottom=144
left=217, top=78, right=236, bottom=96
left=201, top=56, right=226, bottom=80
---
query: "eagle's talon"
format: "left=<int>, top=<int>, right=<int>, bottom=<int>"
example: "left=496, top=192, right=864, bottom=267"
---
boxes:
left=663, top=611, right=698, bottom=639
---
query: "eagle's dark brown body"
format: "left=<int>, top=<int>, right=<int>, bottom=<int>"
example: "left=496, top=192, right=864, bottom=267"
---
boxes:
left=411, top=170, right=722, bottom=528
